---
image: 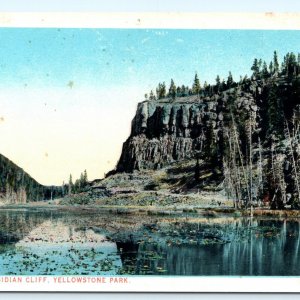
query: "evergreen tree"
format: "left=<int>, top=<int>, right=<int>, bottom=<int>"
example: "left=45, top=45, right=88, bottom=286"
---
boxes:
left=227, top=71, right=234, bottom=88
left=156, top=82, right=166, bottom=99
left=269, top=61, right=274, bottom=75
left=251, top=58, right=259, bottom=75
left=161, top=82, right=166, bottom=98
left=258, top=59, right=263, bottom=71
left=79, top=172, right=84, bottom=187
left=266, top=83, right=284, bottom=139
left=74, top=179, right=80, bottom=193
left=262, top=61, right=269, bottom=79
left=220, top=79, right=226, bottom=91
left=68, top=174, right=73, bottom=195
left=149, top=90, right=156, bottom=101
left=239, top=75, right=243, bottom=85
left=215, top=75, right=221, bottom=92
left=61, top=181, right=66, bottom=196
left=287, top=52, right=297, bottom=76
left=168, top=79, right=176, bottom=100
left=83, top=169, right=88, bottom=183
left=203, top=81, right=208, bottom=95
left=180, top=85, right=187, bottom=97
left=242, top=75, right=248, bottom=84
left=273, top=51, right=279, bottom=74
left=192, top=73, right=201, bottom=95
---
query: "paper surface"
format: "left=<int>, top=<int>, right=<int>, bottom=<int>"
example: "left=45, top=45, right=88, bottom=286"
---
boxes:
left=0, top=12, right=300, bottom=293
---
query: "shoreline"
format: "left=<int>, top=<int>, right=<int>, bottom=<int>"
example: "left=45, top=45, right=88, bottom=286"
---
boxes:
left=1, top=202, right=300, bottom=219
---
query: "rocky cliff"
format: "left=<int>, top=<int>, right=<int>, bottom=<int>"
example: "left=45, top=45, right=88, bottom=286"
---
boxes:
left=117, top=87, right=257, bottom=172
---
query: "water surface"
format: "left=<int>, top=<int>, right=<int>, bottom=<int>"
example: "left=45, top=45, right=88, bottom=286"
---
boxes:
left=0, top=209, right=299, bottom=276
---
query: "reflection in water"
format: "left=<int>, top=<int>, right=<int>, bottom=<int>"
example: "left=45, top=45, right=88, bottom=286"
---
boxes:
left=0, top=209, right=300, bottom=276
left=0, top=210, right=50, bottom=248
left=0, top=210, right=122, bottom=275
left=118, top=218, right=300, bottom=276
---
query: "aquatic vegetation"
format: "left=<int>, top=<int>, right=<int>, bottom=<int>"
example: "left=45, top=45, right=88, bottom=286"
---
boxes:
left=0, top=209, right=300, bottom=276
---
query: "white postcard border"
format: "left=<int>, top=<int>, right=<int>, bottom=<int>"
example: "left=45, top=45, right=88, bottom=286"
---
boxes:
left=1, top=276, right=300, bottom=292
left=0, top=12, right=300, bottom=293
left=0, top=12, right=298, bottom=29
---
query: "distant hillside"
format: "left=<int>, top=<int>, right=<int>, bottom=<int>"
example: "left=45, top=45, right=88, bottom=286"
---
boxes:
left=0, top=153, right=62, bottom=203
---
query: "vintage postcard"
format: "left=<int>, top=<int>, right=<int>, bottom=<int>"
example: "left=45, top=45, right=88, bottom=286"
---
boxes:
left=0, top=12, right=300, bottom=293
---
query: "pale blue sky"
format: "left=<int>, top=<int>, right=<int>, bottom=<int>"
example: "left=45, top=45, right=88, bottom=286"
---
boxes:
left=0, top=28, right=300, bottom=184
left=1, top=29, right=300, bottom=92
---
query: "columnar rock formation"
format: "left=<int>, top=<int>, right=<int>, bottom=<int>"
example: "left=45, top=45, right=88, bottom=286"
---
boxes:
left=117, top=88, right=257, bottom=172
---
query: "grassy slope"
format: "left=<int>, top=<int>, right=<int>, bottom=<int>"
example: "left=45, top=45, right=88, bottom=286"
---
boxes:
left=59, top=159, right=230, bottom=209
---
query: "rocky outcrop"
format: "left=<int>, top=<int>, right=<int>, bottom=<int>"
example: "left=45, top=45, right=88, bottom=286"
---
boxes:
left=116, top=88, right=258, bottom=172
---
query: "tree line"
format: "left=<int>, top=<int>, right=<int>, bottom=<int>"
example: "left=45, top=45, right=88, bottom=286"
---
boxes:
left=61, top=170, right=89, bottom=196
left=144, top=51, right=300, bottom=102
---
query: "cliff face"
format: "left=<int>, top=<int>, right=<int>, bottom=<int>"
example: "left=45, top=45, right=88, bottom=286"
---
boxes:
left=115, top=70, right=300, bottom=209
left=117, top=88, right=257, bottom=172
left=117, top=97, right=199, bottom=171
